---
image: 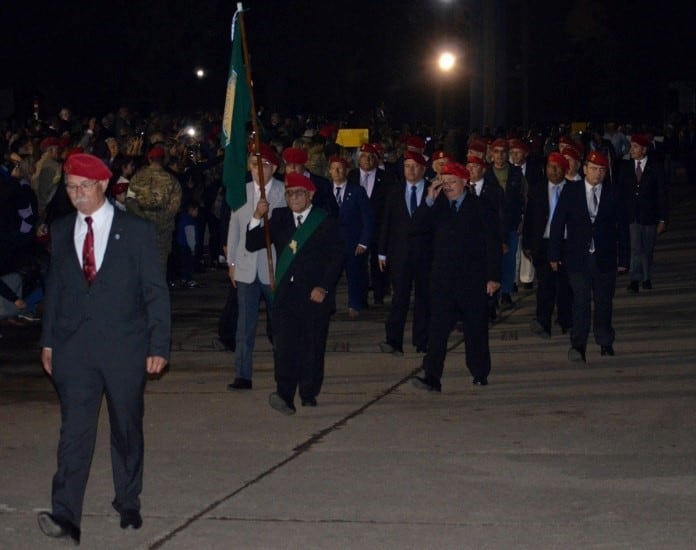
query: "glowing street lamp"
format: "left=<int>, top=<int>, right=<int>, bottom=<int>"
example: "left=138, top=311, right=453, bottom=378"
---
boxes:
left=194, top=67, right=207, bottom=79
left=438, top=51, right=456, bottom=72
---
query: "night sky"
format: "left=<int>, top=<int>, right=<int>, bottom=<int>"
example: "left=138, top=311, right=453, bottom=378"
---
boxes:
left=2, top=1, right=695, bottom=129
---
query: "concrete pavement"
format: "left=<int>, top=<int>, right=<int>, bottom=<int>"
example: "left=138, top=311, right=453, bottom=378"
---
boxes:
left=1, top=181, right=695, bottom=549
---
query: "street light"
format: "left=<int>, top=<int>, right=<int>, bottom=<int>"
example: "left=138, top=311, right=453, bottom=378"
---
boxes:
left=435, top=51, right=457, bottom=133
left=438, top=51, right=456, bottom=72
left=194, top=67, right=207, bottom=79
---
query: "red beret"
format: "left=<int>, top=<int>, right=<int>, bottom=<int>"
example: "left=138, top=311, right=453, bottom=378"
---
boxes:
left=586, top=150, right=609, bottom=168
left=467, top=139, right=487, bottom=154
left=630, top=134, right=650, bottom=148
left=441, top=162, right=470, bottom=180
left=562, top=146, right=581, bottom=162
left=465, top=156, right=487, bottom=167
left=508, top=139, right=529, bottom=153
left=406, top=136, right=425, bottom=151
left=431, top=150, right=451, bottom=161
left=39, top=137, right=60, bottom=151
left=318, top=124, right=338, bottom=138
left=547, top=152, right=570, bottom=172
left=110, top=177, right=129, bottom=197
left=282, top=147, right=308, bottom=165
left=64, top=153, right=113, bottom=180
left=359, top=143, right=378, bottom=156
left=371, top=143, right=384, bottom=153
left=490, top=138, right=508, bottom=150
left=403, top=151, right=427, bottom=167
left=328, top=155, right=349, bottom=169
left=285, top=172, right=316, bottom=192
left=249, top=143, right=279, bottom=166
left=148, top=146, right=166, bottom=159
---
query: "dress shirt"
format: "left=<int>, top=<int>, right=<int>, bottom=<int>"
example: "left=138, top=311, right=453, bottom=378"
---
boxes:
left=405, top=180, right=425, bottom=213
left=585, top=181, right=602, bottom=220
left=74, top=200, right=114, bottom=272
left=360, top=169, right=376, bottom=198
left=543, top=181, right=565, bottom=239
left=471, top=179, right=484, bottom=197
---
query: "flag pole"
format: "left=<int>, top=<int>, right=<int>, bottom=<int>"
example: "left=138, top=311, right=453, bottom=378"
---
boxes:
left=237, top=3, right=275, bottom=290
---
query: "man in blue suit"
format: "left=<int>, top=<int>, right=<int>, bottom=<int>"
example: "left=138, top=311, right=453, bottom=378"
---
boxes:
left=328, top=155, right=374, bottom=318
left=38, top=153, right=171, bottom=544
left=548, top=150, right=629, bottom=363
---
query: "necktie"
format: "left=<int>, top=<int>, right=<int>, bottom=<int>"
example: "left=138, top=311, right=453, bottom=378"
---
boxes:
left=635, top=160, right=643, bottom=182
left=296, top=214, right=303, bottom=227
left=592, top=186, right=599, bottom=216
left=450, top=200, right=457, bottom=212
left=409, top=185, right=417, bottom=217
left=335, top=186, right=342, bottom=207
left=82, top=216, right=97, bottom=284
left=361, top=173, right=369, bottom=191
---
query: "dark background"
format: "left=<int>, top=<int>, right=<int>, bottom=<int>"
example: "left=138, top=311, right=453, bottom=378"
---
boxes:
left=2, top=0, right=694, bottom=128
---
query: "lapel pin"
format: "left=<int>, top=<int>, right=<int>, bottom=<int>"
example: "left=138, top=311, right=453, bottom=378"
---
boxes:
left=114, top=234, right=121, bottom=240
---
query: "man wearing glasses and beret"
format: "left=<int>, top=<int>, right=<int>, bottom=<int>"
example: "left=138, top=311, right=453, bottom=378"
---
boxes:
left=38, top=153, right=171, bottom=544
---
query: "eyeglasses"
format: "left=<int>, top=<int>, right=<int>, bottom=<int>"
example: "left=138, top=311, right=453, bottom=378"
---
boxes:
left=285, top=189, right=308, bottom=197
left=65, top=180, right=99, bottom=193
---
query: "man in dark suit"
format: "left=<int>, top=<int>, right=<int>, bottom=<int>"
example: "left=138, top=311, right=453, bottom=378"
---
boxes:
left=247, top=172, right=343, bottom=414
left=282, top=146, right=338, bottom=218
left=38, top=154, right=171, bottom=544
left=522, top=153, right=573, bottom=338
left=378, top=151, right=432, bottom=356
left=618, top=134, right=668, bottom=292
left=467, top=155, right=505, bottom=321
left=549, top=151, right=629, bottom=363
left=329, top=155, right=374, bottom=317
left=347, top=143, right=392, bottom=305
left=411, top=162, right=501, bottom=391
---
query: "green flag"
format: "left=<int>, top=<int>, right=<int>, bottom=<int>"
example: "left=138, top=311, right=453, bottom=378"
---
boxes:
left=221, top=7, right=251, bottom=211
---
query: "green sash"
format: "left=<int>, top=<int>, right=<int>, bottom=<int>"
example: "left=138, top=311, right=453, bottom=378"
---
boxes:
left=275, top=207, right=328, bottom=288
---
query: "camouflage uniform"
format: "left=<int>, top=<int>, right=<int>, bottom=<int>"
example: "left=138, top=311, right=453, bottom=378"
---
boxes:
left=128, top=164, right=182, bottom=269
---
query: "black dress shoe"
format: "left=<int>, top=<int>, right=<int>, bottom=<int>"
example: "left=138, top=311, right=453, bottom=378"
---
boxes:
left=301, top=397, right=317, bottom=407
left=627, top=281, right=639, bottom=293
left=568, top=347, right=586, bottom=363
left=37, top=512, right=81, bottom=545
left=268, top=392, right=296, bottom=415
left=378, top=341, right=404, bottom=356
left=529, top=319, right=551, bottom=339
left=472, top=376, right=488, bottom=386
left=411, top=375, right=442, bottom=392
left=119, top=509, right=143, bottom=530
left=642, top=280, right=652, bottom=290
left=600, top=345, right=615, bottom=356
left=227, top=378, right=252, bottom=390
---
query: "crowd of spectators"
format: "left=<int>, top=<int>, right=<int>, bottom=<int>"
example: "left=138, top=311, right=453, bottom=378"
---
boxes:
left=1, top=103, right=694, bottom=342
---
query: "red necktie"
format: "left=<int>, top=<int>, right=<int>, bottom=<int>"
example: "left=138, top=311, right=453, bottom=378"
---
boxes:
left=82, top=216, right=97, bottom=284
left=635, top=160, right=643, bottom=182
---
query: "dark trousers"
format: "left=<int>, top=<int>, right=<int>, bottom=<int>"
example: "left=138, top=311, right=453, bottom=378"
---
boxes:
left=533, top=242, right=573, bottom=333
left=177, top=245, right=195, bottom=281
left=344, top=250, right=369, bottom=310
left=385, top=260, right=429, bottom=351
left=423, top=284, right=491, bottom=381
left=567, top=255, right=616, bottom=350
left=369, top=243, right=389, bottom=303
left=272, top=291, right=331, bottom=402
left=51, top=365, right=146, bottom=526
left=629, top=223, right=657, bottom=282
